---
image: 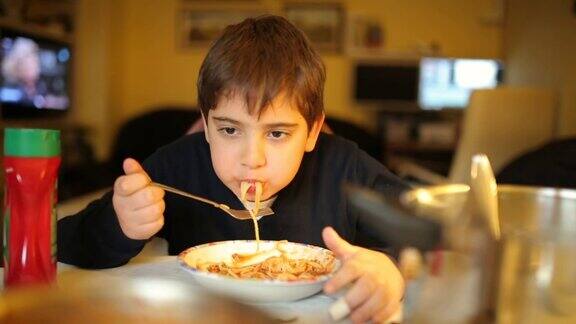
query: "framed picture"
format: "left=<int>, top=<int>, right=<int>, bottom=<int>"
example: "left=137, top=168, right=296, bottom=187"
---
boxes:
left=178, top=9, right=264, bottom=48
left=345, top=13, right=385, bottom=56
left=284, top=3, right=344, bottom=53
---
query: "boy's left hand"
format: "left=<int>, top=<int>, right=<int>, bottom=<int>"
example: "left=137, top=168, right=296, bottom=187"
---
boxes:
left=323, top=227, right=404, bottom=323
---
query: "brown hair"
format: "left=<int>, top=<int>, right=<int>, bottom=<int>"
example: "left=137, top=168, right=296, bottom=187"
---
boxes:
left=197, top=15, right=325, bottom=129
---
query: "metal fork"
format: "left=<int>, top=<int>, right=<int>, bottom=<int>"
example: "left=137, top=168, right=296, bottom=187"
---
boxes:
left=151, top=182, right=274, bottom=220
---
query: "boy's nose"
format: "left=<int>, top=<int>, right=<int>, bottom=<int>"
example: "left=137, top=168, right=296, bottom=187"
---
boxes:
left=241, top=139, right=266, bottom=169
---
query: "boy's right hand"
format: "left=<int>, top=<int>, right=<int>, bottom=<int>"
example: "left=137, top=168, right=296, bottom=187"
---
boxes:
left=113, top=158, right=165, bottom=240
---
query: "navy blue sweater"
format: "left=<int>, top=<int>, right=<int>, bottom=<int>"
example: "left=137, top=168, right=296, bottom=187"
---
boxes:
left=57, top=133, right=409, bottom=268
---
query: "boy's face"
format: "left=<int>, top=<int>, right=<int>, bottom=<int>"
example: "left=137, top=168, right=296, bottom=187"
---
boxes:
left=204, top=93, right=324, bottom=202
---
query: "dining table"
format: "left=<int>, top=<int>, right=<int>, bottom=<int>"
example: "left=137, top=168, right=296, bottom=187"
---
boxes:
left=0, top=256, right=335, bottom=323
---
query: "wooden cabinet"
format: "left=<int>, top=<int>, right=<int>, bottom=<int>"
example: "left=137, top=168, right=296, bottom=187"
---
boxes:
left=0, top=0, right=75, bottom=39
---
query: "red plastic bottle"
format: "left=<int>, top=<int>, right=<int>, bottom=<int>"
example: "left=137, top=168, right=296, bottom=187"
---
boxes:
left=3, top=128, right=61, bottom=288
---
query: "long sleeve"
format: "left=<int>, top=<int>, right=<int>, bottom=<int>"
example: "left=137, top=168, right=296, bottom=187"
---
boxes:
left=57, top=191, right=147, bottom=268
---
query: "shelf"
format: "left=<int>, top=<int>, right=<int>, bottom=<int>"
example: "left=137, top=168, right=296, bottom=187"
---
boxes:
left=0, top=0, right=74, bottom=42
left=0, top=18, right=73, bottom=42
left=386, top=141, right=455, bottom=153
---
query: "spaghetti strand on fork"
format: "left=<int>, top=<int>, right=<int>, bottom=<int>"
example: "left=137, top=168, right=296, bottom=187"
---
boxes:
left=240, top=181, right=262, bottom=251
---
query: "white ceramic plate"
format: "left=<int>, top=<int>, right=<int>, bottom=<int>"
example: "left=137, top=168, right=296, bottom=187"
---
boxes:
left=178, top=240, right=337, bottom=303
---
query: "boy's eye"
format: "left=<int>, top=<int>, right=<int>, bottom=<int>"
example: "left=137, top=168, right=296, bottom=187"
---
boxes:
left=219, top=127, right=238, bottom=135
left=269, top=131, right=288, bottom=139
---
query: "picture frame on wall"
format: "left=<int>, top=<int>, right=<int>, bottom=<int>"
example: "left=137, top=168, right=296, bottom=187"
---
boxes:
left=284, top=3, right=344, bottom=53
left=345, top=13, right=386, bottom=56
left=178, top=9, right=264, bottom=49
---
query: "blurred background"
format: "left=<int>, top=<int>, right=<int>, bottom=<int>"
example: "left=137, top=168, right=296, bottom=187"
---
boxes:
left=1, top=0, right=575, bottom=201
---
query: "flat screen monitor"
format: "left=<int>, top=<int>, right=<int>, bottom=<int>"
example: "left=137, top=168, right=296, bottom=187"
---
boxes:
left=418, top=57, right=503, bottom=110
left=354, top=62, right=419, bottom=103
left=1, top=28, right=71, bottom=118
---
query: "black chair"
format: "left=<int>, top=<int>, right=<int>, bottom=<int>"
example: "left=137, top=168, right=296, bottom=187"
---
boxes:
left=497, top=138, right=576, bottom=189
left=325, top=116, right=383, bottom=161
left=58, top=107, right=201, bottom=201
left=108, top=107, right=201, bottom=176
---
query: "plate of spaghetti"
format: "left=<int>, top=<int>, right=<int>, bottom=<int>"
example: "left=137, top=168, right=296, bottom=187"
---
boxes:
left=178, top=240, right=337, bottom=302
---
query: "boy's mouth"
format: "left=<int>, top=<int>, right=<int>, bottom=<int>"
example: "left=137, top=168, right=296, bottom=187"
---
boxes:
left=240, top=180, right=264, bottom=201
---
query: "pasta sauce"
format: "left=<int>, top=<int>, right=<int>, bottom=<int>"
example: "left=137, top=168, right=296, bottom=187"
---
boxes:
left=3, top=128, right=60, bottom=288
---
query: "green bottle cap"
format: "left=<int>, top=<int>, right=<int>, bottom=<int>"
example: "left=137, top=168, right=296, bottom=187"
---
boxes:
left=4, top=128, right=61, bottom=157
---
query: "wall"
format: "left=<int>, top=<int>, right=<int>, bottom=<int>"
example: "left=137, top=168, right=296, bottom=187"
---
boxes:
left=504, top=0, right=576, bottom=137
left=72, top=0, right=113, bottom=159
left=74, top=0, right=504, bottom=159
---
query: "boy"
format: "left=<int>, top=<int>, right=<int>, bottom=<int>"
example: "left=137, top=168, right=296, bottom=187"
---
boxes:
left=58, top=15, right=408, bottom=323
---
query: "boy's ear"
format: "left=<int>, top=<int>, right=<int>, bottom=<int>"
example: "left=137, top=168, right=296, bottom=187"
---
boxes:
left=201, top=112, right=210, bottom=143
left=305, top=113, right=325, bottom=152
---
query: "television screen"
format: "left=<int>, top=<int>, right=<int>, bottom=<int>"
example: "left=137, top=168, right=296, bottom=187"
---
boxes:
left=418, top=57, right=503, bottom=110
left=1, top=28, right=71, bottom=118
left=354, top=62, right=419, bottom=102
